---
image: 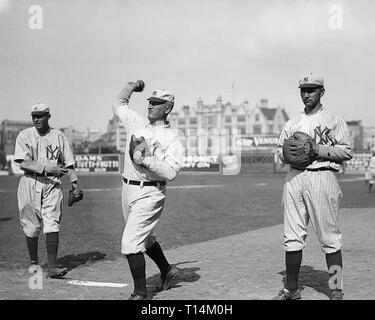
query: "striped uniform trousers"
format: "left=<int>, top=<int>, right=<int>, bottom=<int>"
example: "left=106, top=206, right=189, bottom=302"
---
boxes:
left=282, top=167, right=343, bottom=254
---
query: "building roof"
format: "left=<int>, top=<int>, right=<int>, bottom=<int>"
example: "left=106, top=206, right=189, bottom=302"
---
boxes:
left=347, top=120, right=362, bottom=126
left=282, top=109, right=289, bottom=121
left=1, top=119, right=33, bottom=126
left=260, top=108, right=277, bottom=120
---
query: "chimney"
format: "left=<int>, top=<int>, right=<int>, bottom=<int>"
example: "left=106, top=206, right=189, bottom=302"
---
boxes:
left=260, top=99, right=268, bottom=108
left=182, top=105, right=190, bottom=115
left=216, top=95, right=222, bottom=105
left=197, top=97, right=203, bottom=110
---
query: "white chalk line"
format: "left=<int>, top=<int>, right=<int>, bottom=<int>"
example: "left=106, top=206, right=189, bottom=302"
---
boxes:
left=66, top=280, right=128, bottom=288
left=83, top=184, right=226, bottom=192
left=338, top=177, right=366, bottom=182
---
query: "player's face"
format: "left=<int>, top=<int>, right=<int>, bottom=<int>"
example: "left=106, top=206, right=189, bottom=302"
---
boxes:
left=147, top=100, right=169, bottom=123
left=300, top=86, right=324, bottom=109
left=32, top=113, right=50, bottom=132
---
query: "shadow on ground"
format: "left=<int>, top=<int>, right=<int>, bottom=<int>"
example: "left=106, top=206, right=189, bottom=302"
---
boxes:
left=146, top=261, right=201, bottom=299
left=278, top=265, right=330, bottom=298
left=51, top=251, right=107, bottom=272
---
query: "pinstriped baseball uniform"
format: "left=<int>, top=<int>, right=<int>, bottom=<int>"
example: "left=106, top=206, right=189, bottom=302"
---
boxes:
left=277, top=105, right=353, bottom=253
left=14, top=127, right=75, bottom=237
left=114, top=102, right=184, bottom=255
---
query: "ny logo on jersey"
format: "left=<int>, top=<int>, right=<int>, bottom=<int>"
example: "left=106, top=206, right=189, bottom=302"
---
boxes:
left=313, top=125, right=331, bottom=145
left=46, top=145, right=62, bottom=162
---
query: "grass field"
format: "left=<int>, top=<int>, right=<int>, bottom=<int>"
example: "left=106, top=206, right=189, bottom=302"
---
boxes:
left=1, top=172, right=374, bottom=270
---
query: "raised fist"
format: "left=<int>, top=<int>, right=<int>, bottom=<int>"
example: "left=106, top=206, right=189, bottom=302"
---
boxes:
left=132, top=80, right=145, bottom=92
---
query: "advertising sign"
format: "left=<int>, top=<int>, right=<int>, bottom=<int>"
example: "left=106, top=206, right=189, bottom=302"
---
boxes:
left=74, top=154, right=120, bottom=173
left=180, top=155, right=221, bottom=172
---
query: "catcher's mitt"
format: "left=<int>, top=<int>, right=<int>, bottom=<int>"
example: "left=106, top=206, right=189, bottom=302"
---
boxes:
left=129, top=135, right=151, bottom=165
left=68, top=188, right=83, bottom=206
left=282, top=131, right=318, bottom=169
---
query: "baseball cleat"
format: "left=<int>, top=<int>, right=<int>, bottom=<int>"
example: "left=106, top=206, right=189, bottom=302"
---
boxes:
left=46, top=266, right=68, bottom=279
left=330, top=290, right=344, bottom=300
left=160, top=265, right=180, bottom=291
left=128, top=293, right=148, bottom=300
left=272, top=288, right=301, bottom=300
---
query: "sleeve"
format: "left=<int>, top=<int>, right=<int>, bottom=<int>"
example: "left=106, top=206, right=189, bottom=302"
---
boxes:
left=316, top=117, right=353, bottom=162
left=113, top=87, right=148, bottom=132
left=276, top=120, right=292, bottom=164
left=14, top=132, right=30, bottom=163
left=143, top=136, right=185, bottom=181
left=60, top=133, right=75, bottom=167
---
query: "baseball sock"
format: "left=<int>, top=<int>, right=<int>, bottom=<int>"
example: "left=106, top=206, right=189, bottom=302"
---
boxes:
left=126, top=253, right=147, bottom=296
left=25, top=236, right=38, bottom=264
left=146, top=241, right=170, bottom=276
left=46, top=232, right=59, bottom=268
left=326, top=250, right=343, bottom=291
left=285, top=250, right=302, bottom=292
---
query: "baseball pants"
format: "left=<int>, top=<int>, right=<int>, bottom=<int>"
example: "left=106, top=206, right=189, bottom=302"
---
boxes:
left=17, top=175, right=63, bottom=237
left=121, top=182, right=166, bottom=255
left=282, top=168, right=343, bottom=254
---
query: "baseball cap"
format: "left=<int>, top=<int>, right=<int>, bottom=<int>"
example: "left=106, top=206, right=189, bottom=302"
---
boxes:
left=30, top=103, right=50, bottom=115
left=147, top=89, right=175, bottom=104
left=298, top=73, right=324, bottom=88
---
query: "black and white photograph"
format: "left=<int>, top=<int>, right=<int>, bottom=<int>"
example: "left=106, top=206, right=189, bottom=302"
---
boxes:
left=0, top=0, right=375, bottom=310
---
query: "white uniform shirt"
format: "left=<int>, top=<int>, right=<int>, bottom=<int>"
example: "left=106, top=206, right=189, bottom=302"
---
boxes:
left=14, top=127, right=75, bottom=182
left=277, top=106, right=353, bottom=171
left=114, top=103, right=184, bottom=182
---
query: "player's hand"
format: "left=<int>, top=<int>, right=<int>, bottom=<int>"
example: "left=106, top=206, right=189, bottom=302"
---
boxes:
left=116, top=80, right=145, bottom=104
left=44, top=164, right=68, bottom=177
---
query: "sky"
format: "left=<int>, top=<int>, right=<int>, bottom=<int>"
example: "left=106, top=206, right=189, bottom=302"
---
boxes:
left=0, top=0, right=374, bottom=132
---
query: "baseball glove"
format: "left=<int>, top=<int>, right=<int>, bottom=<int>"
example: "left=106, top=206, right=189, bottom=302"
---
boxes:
left=68, top=188, right=83, bottom=207
left=282, top=131, right=318, bottom=169
left=129, top=135, right=151, bottom=165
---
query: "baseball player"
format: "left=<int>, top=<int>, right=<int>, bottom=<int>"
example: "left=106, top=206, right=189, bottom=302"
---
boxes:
left=273, top=74, right=353, bottom=300
left=14, top=103, right=83, bottom=279
left=113, top=80, right=184, bottom=300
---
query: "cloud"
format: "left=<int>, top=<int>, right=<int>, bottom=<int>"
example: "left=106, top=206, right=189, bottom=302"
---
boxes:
left=0, top=0, right=10, bottom=14
left=238, top=0, right=375, bottom=57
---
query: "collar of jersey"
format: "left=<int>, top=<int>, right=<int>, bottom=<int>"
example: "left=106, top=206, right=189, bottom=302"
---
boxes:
left=147, top=121, right=170, bottom=128
left=303, top=105, right=324, bottom=116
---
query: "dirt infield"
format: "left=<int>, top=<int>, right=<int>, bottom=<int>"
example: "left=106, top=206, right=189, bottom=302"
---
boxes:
left=0, top=173, right=374, bottom=300
left=1, top=207, right=374, bottom=300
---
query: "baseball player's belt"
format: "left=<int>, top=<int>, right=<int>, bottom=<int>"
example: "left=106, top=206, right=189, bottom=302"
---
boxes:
left=122, top=177, right=166, bottom=187
left=24, top=171, right=55, bottom=177
left=292, top=167, right=335, bottom=172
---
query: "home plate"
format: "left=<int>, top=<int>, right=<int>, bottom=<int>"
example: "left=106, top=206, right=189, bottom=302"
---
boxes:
left=67, top=280, right=128, bottom=288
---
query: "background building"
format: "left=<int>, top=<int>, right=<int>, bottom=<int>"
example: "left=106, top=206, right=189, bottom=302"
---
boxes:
left=169, top=97, right=289, bottom=155
left=347, top=120, right=364, bottom=151
left=363, top=126, right=375, bottom=151
left=0, top=119, right=33, bottom=155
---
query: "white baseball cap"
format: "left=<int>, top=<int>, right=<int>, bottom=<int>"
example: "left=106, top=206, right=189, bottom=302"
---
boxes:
left=30, top=103, right=50, bottom=115
left=147, top=89, right=175, bottom=104
left=298, top=73, right=324, bottom=88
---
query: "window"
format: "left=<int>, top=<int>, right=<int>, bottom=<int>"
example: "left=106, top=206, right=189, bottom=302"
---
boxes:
left=178, top=119, right=185, bottom=125
left=238, top=126, right=246, bottom=135
left=225, top=115, right=231, bottom=123
left=207, top=116, right=215, bottom=125
left=255, top=114, right=260, bottom=122
left=237, top=115, right=245, bottom=122
left=267, top=125, right=274, bottom=134
left=189, top=117, right=197, bottom=125
left=253, top=125, right=262, bottom=134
